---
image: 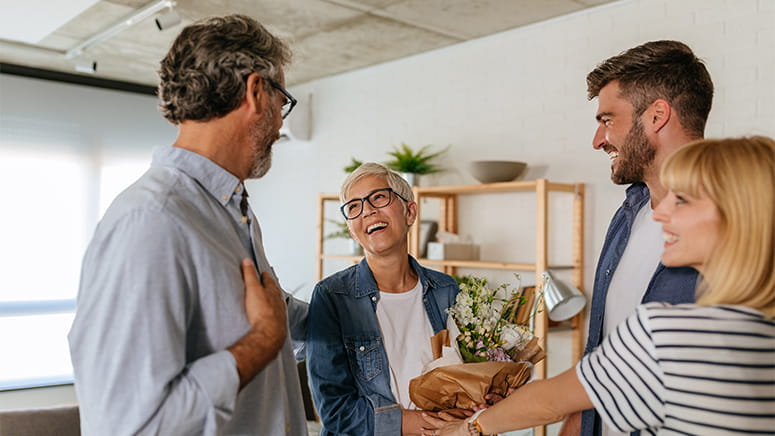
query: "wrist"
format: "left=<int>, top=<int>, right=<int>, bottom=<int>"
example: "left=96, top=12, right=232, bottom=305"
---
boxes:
left=467, top=409, right=486, bottom=436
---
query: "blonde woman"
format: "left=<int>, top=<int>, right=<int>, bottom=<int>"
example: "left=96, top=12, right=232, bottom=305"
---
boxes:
left=424, top=137, right=775, bottom=436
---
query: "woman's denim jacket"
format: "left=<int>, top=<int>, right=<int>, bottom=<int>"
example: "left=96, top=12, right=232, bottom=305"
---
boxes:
left=306, top=256, right=459, bottom=436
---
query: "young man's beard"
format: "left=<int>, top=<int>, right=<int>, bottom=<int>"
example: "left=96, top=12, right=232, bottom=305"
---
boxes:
left=611, top=118, right=656, bottom=185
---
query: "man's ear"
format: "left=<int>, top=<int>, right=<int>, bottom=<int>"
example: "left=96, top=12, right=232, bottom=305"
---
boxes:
left=244, top=72, right=266, bottom=114
left=647, top=99, right=671, bottom=133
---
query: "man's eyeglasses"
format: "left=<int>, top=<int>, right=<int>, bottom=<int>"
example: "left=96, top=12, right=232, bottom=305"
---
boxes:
left=340, top=188, right=408, bottom=220
left=267, top=78, right=297, bottom=119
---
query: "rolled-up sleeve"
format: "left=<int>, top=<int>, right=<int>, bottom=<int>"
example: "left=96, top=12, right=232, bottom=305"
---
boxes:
left=69, top=210, right=240, bottom=435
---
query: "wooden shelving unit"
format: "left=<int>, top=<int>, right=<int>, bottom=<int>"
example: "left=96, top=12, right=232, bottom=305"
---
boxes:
left=315, top=193, right=360, bottom=281
left=411, top=179, right=585, bottom=436
left=315, top=179, right=586, bottom=436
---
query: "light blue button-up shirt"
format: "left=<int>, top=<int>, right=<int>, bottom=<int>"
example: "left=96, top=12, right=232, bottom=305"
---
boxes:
left=69, top=145, right=308, bottom=436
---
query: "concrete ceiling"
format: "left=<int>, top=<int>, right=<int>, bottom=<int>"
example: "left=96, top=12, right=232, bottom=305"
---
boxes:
left=0, top=0, right=615, bottom=88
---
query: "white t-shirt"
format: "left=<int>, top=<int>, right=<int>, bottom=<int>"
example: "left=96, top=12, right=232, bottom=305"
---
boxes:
left=602, top=202, right=663, bottom=436
left=375, top=279, right=436, bottom=410
left=578, top=303, right=775, bottom=435
left=604, top=202, right=663, bottom=336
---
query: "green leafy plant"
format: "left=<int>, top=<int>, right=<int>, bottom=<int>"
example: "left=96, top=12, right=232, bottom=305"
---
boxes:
left=385, top=143, right=448, bottom=174
left=344, top=157, right=363, bottom=173
left=324, top=218, right=352, bottom=240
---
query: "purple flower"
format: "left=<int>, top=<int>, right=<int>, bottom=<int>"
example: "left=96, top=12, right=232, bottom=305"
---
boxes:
left=486, top=347, right=512, bottom=362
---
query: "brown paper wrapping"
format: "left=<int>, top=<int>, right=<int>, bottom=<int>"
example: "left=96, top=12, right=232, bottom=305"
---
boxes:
left=430, top=329, right=449, bottom=359
left=511, top=337, right=545, bottom=364
left=410, top=285, right=545, bottom=411
left=409, top=361, right=533, bottom=411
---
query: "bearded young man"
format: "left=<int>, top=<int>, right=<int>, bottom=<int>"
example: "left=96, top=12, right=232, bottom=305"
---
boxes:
left=68, top=15, right=309, bottom=436
left=560, top=40, right=715, bottom=436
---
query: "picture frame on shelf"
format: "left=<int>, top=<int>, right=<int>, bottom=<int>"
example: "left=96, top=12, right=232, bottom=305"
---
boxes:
left=419, top=220, right=438, bottom=258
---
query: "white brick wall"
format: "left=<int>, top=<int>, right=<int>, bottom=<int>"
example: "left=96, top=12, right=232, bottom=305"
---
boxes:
left=3, top=0, right=770, bottom=321
left=258, top=0, right=775, bottom=302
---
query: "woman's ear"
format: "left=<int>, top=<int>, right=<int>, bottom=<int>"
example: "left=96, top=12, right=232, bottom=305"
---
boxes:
left=406, top=201, right=418, bottom=226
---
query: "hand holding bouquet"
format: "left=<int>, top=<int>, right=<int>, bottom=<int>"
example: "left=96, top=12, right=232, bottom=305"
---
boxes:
left=409, top=275, right=545, bottom=410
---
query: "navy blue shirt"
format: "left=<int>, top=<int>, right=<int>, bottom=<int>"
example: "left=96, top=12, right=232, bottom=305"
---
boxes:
left=581, top=183, right=698, bottom=436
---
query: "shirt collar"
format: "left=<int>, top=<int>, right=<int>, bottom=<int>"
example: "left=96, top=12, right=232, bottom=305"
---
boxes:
left=624, top=182, right=650, bottom=206
left=353, top=255, right=434, bottom=298
left=151, top=146, right=243, bottom=206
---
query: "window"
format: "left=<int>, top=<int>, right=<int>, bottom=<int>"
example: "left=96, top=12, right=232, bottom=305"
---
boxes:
left=0, top=142, right=147, bottom=390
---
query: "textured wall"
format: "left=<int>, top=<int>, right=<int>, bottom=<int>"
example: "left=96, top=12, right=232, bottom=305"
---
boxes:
left=260, top=0, right=775, bottom=301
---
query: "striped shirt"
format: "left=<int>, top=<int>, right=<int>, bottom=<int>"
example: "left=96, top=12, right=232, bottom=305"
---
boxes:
left=577, top=303, right=775, bottom=435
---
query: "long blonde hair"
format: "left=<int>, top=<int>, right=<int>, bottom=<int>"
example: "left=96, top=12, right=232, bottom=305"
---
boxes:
left=660, top=136, right=775, bottom=316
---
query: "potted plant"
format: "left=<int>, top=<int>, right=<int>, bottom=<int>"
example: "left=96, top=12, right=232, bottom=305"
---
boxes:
left=385, top=143, right=448, bottom=186
left=344, top=157, right=363, bottom=173
left=324, top=218, right=363, bottom=256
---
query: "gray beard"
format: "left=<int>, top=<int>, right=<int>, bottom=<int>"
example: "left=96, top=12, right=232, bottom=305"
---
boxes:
left=248, top=150, right=272, bottom=179
left=246, top=108, right=276, bottom=180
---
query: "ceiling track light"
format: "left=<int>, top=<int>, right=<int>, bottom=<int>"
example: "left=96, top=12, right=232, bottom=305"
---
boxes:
left=74, top=59, right=97, bottom=74
left=0, top=0, right=177, bottom=75
left=155, top=7, right=181, bottom=31
left=65, top=0, right=176, bottom=59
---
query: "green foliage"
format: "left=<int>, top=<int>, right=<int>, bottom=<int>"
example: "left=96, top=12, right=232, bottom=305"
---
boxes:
left=324, top=218, right=352, bottom=240
left=458, top=344, right=488, bottom=363
left=384, top=143, right=448, bottom=174
left=453, top=274, right=487, bottom=288
left=344, top=157, right=363, bottom=173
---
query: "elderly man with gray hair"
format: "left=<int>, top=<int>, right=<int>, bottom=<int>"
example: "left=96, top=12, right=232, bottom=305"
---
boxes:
left=69, top=15, right=308, bottom=435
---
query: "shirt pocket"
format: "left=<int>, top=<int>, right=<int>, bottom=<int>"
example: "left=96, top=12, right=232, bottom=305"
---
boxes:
left=344, top=336, right=383, bottom=382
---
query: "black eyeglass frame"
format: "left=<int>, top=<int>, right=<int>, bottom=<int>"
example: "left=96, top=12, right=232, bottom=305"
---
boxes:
left=267, top=78, right=297, bottom=119
left=340, top=187, right=409, bottom=220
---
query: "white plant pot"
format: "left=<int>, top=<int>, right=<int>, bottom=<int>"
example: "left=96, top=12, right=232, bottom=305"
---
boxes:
left=401, top=172, right=418, bottom=186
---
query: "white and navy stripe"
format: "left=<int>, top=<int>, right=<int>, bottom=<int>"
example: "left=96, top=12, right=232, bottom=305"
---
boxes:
left=577, top=303, right=775, bottom=435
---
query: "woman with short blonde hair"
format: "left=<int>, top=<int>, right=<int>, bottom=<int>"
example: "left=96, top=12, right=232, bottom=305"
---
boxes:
left=309, top=162, right=465, bottom=435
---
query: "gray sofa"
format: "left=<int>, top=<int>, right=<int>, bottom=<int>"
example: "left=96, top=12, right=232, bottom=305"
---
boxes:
left=0, top=405, right=80, bottom=436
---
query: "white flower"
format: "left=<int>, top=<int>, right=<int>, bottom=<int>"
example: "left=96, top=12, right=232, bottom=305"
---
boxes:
left=447, top=274, right=535, bottom=363
left=500, top=323, right=534, bottom=351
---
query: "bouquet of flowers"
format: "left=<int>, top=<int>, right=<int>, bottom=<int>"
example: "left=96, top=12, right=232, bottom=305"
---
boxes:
left=450, top=275, right=540, bottom=362
left=409, top=275, right=545, bottom=411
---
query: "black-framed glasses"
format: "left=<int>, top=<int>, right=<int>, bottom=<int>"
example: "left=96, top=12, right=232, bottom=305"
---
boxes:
left=340, top=188, right=408, bottom=220
left=267, top=78, right=297, bottom=119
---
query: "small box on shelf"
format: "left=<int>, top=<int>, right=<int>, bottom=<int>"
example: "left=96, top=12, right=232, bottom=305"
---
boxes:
left=426, top=242, right=480, bottom=261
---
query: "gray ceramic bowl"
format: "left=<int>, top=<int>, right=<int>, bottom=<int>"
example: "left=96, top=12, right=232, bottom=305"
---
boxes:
left=468, top=160, right=527, bottom=183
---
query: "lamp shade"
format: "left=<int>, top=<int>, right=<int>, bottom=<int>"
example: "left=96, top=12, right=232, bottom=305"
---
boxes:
left=541, top=271, right=586, bottom=321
